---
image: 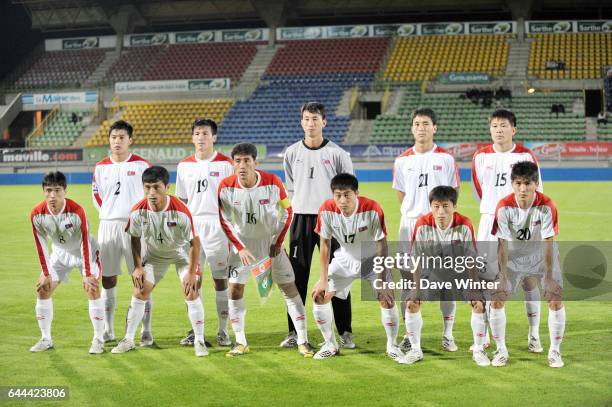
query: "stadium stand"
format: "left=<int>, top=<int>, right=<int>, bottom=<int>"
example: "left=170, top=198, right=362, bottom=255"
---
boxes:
left=383, top=34, right=512, bottom=82
left=144, top=42, right=260, bottom=82
left=217, top=38, right=389, bottom=146
left=13, top=49, right=106, bottom=88
left=29, top=110, right=90, bottom=147
left=104, top=45, right=167, bottom=84
left=371, top=86, right=584, bottom=143
left=528, top=33, right=612, bottom=80
left=86, top=100, right=233, bottom=146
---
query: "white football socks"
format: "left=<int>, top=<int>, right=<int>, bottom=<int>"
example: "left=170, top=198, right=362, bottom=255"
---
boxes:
left=440, top=300, right=456, bottom=338
left=215, top=288, right=230, bottom=335
left=285, top=294, right=308, bottom=345
left=35, top=298, right=53, bottom=340
left=471, top=311, right=487, bottom=351
left=141, top=296, right=153, bottom=334
left=313, top=302, right=337, bottom=348
left=101, top=287, right=115, bottom=336
left=186, top=298, right=205, bottom=343
left=381, top=305, right=400, bottom=349
left=524, top=288, right=541, bottom=340
left=88, top=297, right=105, bottom=342
left=489, top=307, right=507, bottom=352
left=125, top=297, right=146, bottom=341
left=548, top=306, right=566, bottom=353
left=228, top=298, right=247, bottom=345
left=405, top=310, right=423, bottom=351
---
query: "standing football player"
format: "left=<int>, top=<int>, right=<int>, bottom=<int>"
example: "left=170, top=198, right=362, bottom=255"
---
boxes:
left=219, top=143, right=313, bottom=358
left=30, top=171, right=105, bottom=354
left=92, top=120, right=152, bottom=345
left=176, top=118, right=233, bottom=347
left=283, top=102, right=355, bottom=349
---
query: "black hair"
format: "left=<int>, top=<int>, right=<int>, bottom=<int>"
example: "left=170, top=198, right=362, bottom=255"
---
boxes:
left=429, top=186, right=458, bottom=205
left=411, top=107, right=437, bottom=126
left=109, top=120, right=133, bottom=138
left=142, top=166, right=170, bottom=185
left=192, top=118, right=218, bottom=135
left=231, top=143, right=257, bottom=160
left=330, top=173, right=359, bottom=192
left=301, top=102, right=326, bottom=120
left=511, top=161, right=539, bottom=183
left=489, top=108, right=517, bottom=127
left=42, top=171, right=67, bottom=189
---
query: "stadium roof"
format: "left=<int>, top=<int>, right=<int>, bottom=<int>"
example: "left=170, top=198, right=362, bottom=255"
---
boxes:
left=12, top=0, right=612, bottom=33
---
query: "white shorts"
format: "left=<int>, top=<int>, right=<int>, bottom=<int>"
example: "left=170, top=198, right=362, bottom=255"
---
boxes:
left=500, top=246, right=564, bottom=293
left=477, top=213, right=496, bottom=242
left=46, top=238, right=102, bottom=283
left=98, top=219, right=135, bottom=277
left=194, top=216, right=230, bottom=279
left=227, top=239, right=295, bottom=285
left=142, top=257, right=201, bottom=286
left=327, top=254, right=377, bottom=300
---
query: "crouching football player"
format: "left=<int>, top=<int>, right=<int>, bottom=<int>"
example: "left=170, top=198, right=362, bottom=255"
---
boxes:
left=218, top=143, right=313, bottom=358
left=30, top=171, right=105, bottom=354
left=404, top=186, right=490, bottom=365
left=489, top=161, right=565, bottom=368
left=311, top=173, right=405, bottom=363
left=111, top=166, right=208, bottom=357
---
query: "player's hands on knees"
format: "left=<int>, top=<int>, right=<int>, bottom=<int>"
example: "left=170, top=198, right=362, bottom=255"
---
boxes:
left=377, top=287, right=395, bottom=305
left=544, top=277, right=562, bottom=301
left=311, top=279, right=328, bottom=300
left=269, top=244, right=281, bottom=258
left=182, top=272, right=198, bottom=297
left=36, top=275, right=52, bottom=294
left=132, top=266, right=145, bottom=291
left=82, top=275, right=99, bottom=294
left=238, top=248, right=256, bottom=265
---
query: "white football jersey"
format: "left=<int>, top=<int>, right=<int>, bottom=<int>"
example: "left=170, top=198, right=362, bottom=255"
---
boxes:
left=492, top=191, right=558, bottom=257
left=92, top=154, right=151, bottom=221
left=175, top=152, right=234, bottom=217
left=412, top=211, right=477, bottom=257
left=392, top=145, right=460, bottom=218
left=31, top=198, right=96, bottom=277
left=472, top=144, right=542, bottom=215
left=127, top=195, right=195, bottom=263
left=218, top=170, right=291, bottom=251
left=315, top=196, right=386, bottom=262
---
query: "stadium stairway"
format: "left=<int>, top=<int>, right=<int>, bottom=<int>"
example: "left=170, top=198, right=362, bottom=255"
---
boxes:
left=505, top=38, right=531, bottom=81
left=83, top=49, right=121, bottom=88
left=234, top=44, right=282, bottom=98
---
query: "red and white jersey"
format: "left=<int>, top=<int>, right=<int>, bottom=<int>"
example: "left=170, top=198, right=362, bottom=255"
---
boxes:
left=92, top=154, right=151, bottom=221
left=175, top=152, right=234, bottom=217
left=127, top=195, right=196, bottom=262
left=31, top=198, right=95, bottom=277
left=412, top=212, right=477, bottom=256
left=315, top=196, right=386, bottom=262
left=392, top=145, right=460, bottom=218
left=218, top=170, right=292, bottom=251
left=472, top=144, right=542, bottom=215
left=492, top=192, right=558, bottom=256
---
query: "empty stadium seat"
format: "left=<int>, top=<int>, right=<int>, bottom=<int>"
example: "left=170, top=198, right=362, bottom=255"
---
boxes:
left=383, top=34, right=512, bottom=82
left=86, top=100, right=234, bottom=146
left=30, top=110, right=90, bottom=147
left=14, top=49, right=106, bottom=88
left=528, top=33, right=612, bottom=80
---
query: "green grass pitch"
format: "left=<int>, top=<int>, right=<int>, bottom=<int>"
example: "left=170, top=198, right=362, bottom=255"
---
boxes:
left=0, top=181, right=611, bottom=406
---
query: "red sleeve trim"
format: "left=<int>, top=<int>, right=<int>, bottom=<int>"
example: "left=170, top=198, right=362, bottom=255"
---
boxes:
left=180, top=154, right=197, bottom=163
left=315, top=200, right=336, bottom=235
left=357, top=197, right=387, bottom=236
left=129, top=153, right=152, bottom=167
left=535, top=192, right=559, bottom=235
left=169, top=195, right=196, bottom=236
left=275, top=205, right=292, bottom=248
left=31, top=206, right=49, bottom=276
left=212, top=152, right=233, bottom=164
left=67, top=200, right=91, bottom=277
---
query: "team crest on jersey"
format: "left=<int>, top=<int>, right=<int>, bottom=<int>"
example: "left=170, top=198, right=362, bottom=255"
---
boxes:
left=167, top=221, right=177, bottom=227
left=433, top=165, right=443, bottom=171
left=64, top=223, right=73, bottom=229
left=358, top=225, right=368, bottom=232
left=534, top=220, right=541, bottom=225
left=127, top=171, right=136, bottom=176
left=451, top=239, right=461, bottom=245
left=322, top=159, right=331, bottom=164
left=259, top=199, right=270, bottom=204
left=210, top=171, right=220, bottom=177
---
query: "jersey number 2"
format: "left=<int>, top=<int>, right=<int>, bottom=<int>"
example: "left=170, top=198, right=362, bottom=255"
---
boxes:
left=114, top=182, right=121, bottom=195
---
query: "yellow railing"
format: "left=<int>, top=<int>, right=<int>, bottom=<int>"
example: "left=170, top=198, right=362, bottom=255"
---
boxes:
left=349, top=86, right=359, bottom=113
left=381, top=85, right=390, bottom=112
left=108, top=95, right=122, bottom=118
left=26, top=106, right=60, bottom=147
